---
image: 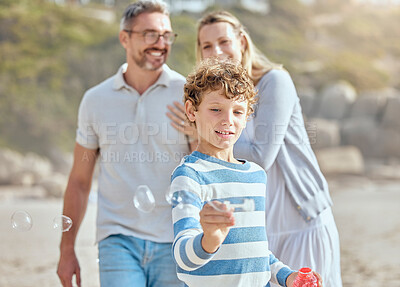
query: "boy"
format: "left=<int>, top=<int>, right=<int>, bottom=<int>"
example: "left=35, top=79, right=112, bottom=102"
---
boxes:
left=170, top=58, right=322, bottom=287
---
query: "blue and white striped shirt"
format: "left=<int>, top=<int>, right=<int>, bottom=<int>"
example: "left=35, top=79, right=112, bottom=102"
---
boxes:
left=171, top=151, right=294, bottom=287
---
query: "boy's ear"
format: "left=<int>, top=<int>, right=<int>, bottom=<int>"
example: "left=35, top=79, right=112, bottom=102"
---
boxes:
left=185, top=100, right=196, bottom=122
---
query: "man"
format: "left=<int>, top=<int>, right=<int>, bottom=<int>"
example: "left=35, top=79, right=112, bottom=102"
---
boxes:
left=56, top=1, right=188, bottom=286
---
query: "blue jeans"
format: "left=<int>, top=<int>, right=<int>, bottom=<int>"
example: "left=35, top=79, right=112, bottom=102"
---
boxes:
left=98, top=234, right=184, bottom=287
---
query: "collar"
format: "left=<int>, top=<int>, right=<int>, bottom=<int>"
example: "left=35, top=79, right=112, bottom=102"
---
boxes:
left=113, top=63, right=172, bottom=91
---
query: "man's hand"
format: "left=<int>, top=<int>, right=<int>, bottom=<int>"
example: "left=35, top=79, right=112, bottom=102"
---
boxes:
left=57, top=247, right=81, bottom=287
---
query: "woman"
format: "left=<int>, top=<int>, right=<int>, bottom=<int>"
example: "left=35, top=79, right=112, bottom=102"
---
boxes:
left=167, top=11, right=342, bottom=287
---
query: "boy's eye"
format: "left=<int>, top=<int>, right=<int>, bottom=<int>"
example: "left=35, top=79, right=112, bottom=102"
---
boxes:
left=210, top=108, right=220, bottom=112
left=202, top=45, right=211, bottom=50
left=220, top=39, right=230, bottom=45
left=234, top=111, right=244, bottom=115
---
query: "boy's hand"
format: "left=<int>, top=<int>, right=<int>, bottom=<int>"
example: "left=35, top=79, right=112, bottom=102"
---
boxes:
left=199, top=201, right=235, bottom=253
left=286, top=271, right=323, bottom=287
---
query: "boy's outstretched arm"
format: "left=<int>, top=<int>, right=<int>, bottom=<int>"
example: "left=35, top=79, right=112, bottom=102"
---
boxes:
left=172, top=194, right=235, bottom=271
left=268, top=253, right=295, bottom=286
left=171, top=165, right=235, bottom=272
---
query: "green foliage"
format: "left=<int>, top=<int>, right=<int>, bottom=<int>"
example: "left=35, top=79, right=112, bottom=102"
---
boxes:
left=0, top=0, right=120, bottom=155
left=168, top=13, right=197, bottom=76
left=232, top=1, right=392, bottom=90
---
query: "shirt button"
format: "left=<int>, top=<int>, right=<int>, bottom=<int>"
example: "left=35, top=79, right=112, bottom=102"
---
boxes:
left=306, top=216, right=311, bottom=221
left=297, top=206, right=301, bottom=210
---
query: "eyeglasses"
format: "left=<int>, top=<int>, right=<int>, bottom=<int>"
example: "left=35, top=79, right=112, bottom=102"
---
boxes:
left=124, top=29, right=177, bottom=45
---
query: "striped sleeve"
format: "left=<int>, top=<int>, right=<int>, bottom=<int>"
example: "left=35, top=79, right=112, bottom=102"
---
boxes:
left=268, top=252, right=295, bottom=286
left=171, top=164, right=215, bottom=271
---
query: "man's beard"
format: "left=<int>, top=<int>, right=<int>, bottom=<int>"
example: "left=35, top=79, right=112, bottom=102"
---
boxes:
left=133, top=48, right=168, bottom=71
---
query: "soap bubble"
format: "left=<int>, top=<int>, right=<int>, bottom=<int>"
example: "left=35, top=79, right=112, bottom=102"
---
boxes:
left=11, top=210, right=33, bottom=231
left=133, top=185, right=155, bottom=213
left=165, top=187, right=184, bottom=209
left=53, top=215, right=73, bottom=232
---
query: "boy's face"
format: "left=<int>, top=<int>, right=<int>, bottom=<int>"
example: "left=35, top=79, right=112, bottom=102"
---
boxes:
left=187, top=89, right=248, bottom=153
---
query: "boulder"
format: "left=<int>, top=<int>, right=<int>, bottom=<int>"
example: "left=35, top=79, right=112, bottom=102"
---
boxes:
left=366, top=160, right=400, bottom=180
left=38, top=172, right=68, bottom=198
left=298, top=88, right=317, bottom=118
left=315, top=146, right=365, bottom=175
left=0, top=149, right=24, bottom=185
left=48, top=147, right=73, bottom=175
left=373, top=128, right=400, bottom=158
left=9, top=171, right=36, bottom=186
left=317, top=81, right=357, bottom=120
left=341, top=118, right=378, bottom=157
left=306, top=118, right=341, bottom=149
left=23, top=152, right=53, bottom=183
left=381, top=95, right=400, bottom=129
left=350, top=92, right=388, bottom=120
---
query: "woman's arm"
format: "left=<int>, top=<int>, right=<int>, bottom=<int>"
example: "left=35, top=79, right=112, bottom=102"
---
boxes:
left=234, top=69, right=298, bottom=170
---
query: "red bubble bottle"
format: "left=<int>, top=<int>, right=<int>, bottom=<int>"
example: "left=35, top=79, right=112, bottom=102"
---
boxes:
left=292, top=267, right=318, bottom=287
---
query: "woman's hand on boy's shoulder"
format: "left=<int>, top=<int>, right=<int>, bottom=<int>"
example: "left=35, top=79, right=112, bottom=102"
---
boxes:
left=167, top=101, right=198, bottom=140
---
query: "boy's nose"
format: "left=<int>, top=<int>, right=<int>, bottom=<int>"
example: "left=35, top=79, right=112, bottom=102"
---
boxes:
left=221, top=112, right=234, bottom=126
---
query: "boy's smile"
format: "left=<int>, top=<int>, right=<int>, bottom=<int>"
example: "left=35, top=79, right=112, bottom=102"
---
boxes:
left=215, top=129, right=235, bottom=138
left=189, top=89, right=248, bottom=161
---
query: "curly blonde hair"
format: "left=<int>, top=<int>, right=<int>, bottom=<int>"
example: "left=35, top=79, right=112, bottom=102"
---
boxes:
left=184, top=58, right=257, bottom=117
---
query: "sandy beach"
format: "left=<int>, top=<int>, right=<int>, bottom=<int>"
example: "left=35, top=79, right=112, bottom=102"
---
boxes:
left=0, top=175, right=399, bottom=287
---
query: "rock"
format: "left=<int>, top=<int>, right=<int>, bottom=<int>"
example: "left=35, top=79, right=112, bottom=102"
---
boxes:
left=0, top=149, right=24, bottom=185
left=38, top=172, right=68, bottom=198
left=298, top=88, right=317, bottom=118
left=48, top=148, right=73, bottom=175
left=306, top=118, right=341, bottom=149
left=9, top=171, right=36, bottom=186
left=341, top=118, right=378, bottom=157
left=381, top=95, right=400, bottom=128
left=317, top=81, right=357, bottom=120
left=342, top=119, right=400, bottom=159
left=315, top=146, right=365, bottom=175
left=365, top=160, right=400, bottom=180
left=23, top=153, right=53, bottom=183
left=373, top=128, right=400, bottom=158
left=350, top=92, right=388, bottom=120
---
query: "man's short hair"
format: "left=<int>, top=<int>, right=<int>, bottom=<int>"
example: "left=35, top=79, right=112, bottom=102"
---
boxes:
left=120, top=1, right=169, bottom=31
left=184, top=58, right=257, bottom=116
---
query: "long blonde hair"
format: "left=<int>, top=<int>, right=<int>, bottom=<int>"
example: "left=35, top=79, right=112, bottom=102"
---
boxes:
left=196, top=11, right=282, bottom=85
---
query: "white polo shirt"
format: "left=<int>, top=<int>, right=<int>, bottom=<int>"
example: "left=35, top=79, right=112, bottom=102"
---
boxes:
left=76, top=63, right=189, bottom=243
